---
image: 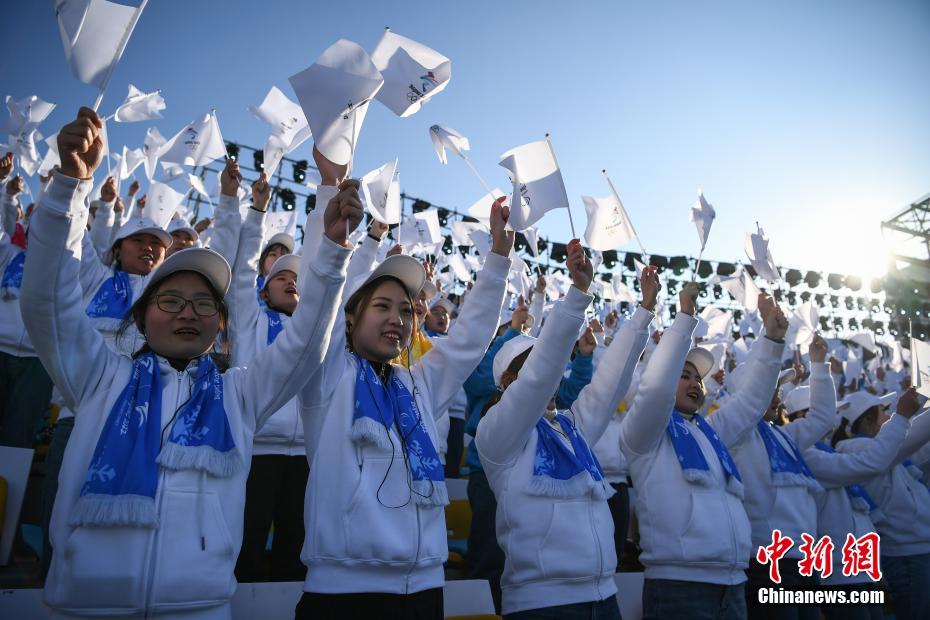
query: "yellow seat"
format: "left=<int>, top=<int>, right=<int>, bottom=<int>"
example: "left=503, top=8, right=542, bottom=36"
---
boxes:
left=445, top=498, right=471, bottom=569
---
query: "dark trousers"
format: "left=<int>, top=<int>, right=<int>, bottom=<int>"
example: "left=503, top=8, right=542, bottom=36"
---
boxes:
left=607, top=482, right=630, bottom=568
left=0, top=352, right=53, bottom=448
left=236, top=454, right=308, bottom=582
left=444, top=417, right=465, bottom=478
left=295, top=587, right=443, bottom=620
left=506, top=596, right=621, bottom=620
left=40, top=416, right=74, bottom=580
left=882, top=552, right=930, bottom=620
left=745, top=558, right=819, bottom=620
left=466, top=468, right=504, bottom=612
left=644, top=578, right=747, bottom=620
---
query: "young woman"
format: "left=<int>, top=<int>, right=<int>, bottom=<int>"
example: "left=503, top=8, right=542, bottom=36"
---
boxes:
left=22, top=107, right=362, bottom=618
left=833, top=390, right=930, bottom=620
left=803, top=387, right=924, bottom=620
left=166, top=218, right=201, bottom=255
left=621, top=288, right=788, bottom=620
left=294, top=171, right=514, bottom=619
left=475, top=253, right=657, bottom=619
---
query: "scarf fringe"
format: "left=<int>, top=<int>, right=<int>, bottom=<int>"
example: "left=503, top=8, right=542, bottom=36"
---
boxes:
left=349, top=416, right=393, bottom=451
left=0, top=287, right=20, bottom=300
left=157, top=443, right=243, bottom=478
left=770, top=471, right=823, bottom=494
left=905, top=464, right=924, bottom=481
left=527, top=471, right=615, bottom=500
left=685, top=469, right=744, bottom=499
left=850, top=496, right=871, bottom=514
left=412, top=479, right=449, bottom=506
left=69, top=494, right=158, bottom=528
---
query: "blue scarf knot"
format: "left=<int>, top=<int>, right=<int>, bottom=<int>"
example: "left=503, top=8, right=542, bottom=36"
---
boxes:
left=814, top=441, right=883, bottom=521
left=757, top=421, right=822, bottom=493
left=1, top=250, right=25, bottom=300
left=266, top=309, right=283, bottom=345
left=901, top=458, right=930, bottom=495
left=86, top=269, right=133, bottom=330
left=73, top=353, right=242, bottom=528
left=667, top=409, right=743, bottom=498
left=349, top=354, right=447, bottom=506
left=529, top=413, right=614, bottom=500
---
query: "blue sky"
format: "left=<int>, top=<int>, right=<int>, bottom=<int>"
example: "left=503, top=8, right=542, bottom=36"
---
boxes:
left=3, top=0, right=929, bottom=280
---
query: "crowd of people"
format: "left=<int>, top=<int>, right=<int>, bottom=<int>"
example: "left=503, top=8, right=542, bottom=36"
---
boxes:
left=0, top=105, right=928, bottom=620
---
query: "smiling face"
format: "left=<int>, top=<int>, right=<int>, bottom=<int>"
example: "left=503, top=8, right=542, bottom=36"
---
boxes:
left=139, top=271, right=224, bottom=363
left=676, top=362, right=706, bottom=414
left=260, top=244, right=290, bottom=277
left=167, top=230, right=196, bottom=255
left=347, top=278, right=415, bottom=363
left=424, top=304, right=450, bottom=334
left=115, top=233, right=167, bottom=275
left=261, top=270, right=299, bottom=315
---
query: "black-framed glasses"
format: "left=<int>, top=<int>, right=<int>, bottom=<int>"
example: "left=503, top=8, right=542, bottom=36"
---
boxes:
left=152, top=294, right=220, bottom=317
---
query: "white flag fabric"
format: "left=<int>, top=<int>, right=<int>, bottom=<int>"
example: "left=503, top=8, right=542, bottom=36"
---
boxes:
left=633, top=257, right=648, bottom=279
left=113, top=84, right=165, bottom=122
left=288, top=39, right=384, bottom=167
left=249, top=86, right=312, bottom=176
left=158, top=111, right=226, bottom=167
left=158, top=162, right=186, bottom=183
left=142, top=126, right=166, bottom=180
left=371, top=31, right=451, bottom=117
left=690, top=190, right=716, bottom=250
left=413, top=210, right=443, bottom=245
left=499, top=140, right=569, bottom=231
left=360, top=159, right=400, bottom=224
left=466, top=188, right=506, bottom=224
left=113, top=145, right=144, bottom=180
left=5, top=95, right=56, bottom=176
left=39, top=133, right=61, bottom=175
left=716, top=267, right=760, bottom=312
left=187, top=173, right=212, bottom=203
left=468, top=228, right=491, bottom=256
left=264, top=211, right=298, bottom=242
left=581, top=194, right=636, bottom=251
left=910, top=338, right=930, bottom=398
left=745, top=225, right=781, bottom=284
left=786, top=302, right=819, bottom=349
left=695, top=307, right=733, bottom=343
left=850, top=332, right=879, bottom=354
left=54, top=0, right=143, bottom=89
left=429, top=125, right=470, bottom=164
left=449, top=252, right=473, bottom=283
left=143, top=181, right=185, bottom=228
left=450, top=220, right=486, bottom=247
left=523, top=226, right=540, bottom=257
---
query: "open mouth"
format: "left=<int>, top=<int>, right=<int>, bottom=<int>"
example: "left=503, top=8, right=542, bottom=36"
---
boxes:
left=139, top=253, right=155, bottom=263
left=285, top=285, right=298, bottom=295
left=174, top=327, right=201, bottom=339
left=382, top=330, right=401, bottom=345
left=687, top=388, right=701, bottom=400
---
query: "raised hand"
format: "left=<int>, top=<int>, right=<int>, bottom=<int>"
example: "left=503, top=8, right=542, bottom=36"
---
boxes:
left=423, top=258, right=435, bottom=281
left=127, top=179, right=140, bottom=197
left=535, top=274, right=547, bottom=294
left=589, top=318, right=604, bottom=334
left=640, top=265, right=660, bottom=311
left=194, top=218, right=212, bottom=233
left=0, top=152, right=12, bottom=181
left=566, top=239, right=593, bottom=292
left=114, top=197, right=124, bottom=214
left=100, top=176, right=117, bottom=202
left=759, top=293, right=789, bottom=341
left=605, top=310, right=619, bottom=331
left=251, top=172, right=272, bottom=212
left=323, top=179, right=363, bottom=247
left=679, top=282, right=699, bottom=316
left=808, top=334, right=827, bottom=363
left=220, top=158, right=240, bottom=197
left=489, top=196, right=514, bottom=256
left=510, top=297, right=530, bottom=330
left=313, top=145, right=348, bottom=187
left=57, top=107, right=105, bottom=179
left=896, top=387, right=922, bottom=419
left=578, top=326, right=597, bottom=356
left=136, top=195, right=146, bottom=210
left=6, top=174, right=23, bottom=196
left=387, top=243, right=404, bottom=257
left=369, top=219, right=389, bottom=240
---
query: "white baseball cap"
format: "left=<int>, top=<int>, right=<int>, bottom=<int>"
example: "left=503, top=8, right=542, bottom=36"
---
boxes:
left=783, top=386, right=811, bottom=414
left=493, top=334, right=536, bottom=386
left=262, top=254, right=301, bottom=289
left=143, top=247, right=231, bottom=297
left=685, top=347, right=716, bottom=379
left=264, top=232, right=295, bottom=254
left=430, top=297, right=455, bottom=315
left=113, top=216, right=173, bottom=249
left=167, top=218, right=201, bottom=245
left=838, top=391, right=897, bottom=426
left=346, top=255, right=426, bottom=304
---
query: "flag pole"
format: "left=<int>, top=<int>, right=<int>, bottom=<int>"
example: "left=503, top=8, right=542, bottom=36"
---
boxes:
left=694, top=245, right=706, bottom=281
left=545, top=133, right=576, bottom=239
left=92, top=0, right=149, bottom=112
left=345, top=102, right=363, bottom=242
left=459, top=154, right=495, bottom=197
left=602, top=169, right=648, bottom=258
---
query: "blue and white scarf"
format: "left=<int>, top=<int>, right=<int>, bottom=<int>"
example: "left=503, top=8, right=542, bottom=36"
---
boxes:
left=349, top=354, right=448, bottom=506
left=901, top=458, right=930, bottom=495
left=72, top=353, right=242, bottom=528
left=758, top=421, right=822, bottom=493
left=530, top=413, right=614, bottom=500
left=266, top=309, right=283, bottom=345
left=0, top=250, right=25, bottom=300
left=86, top=269, right=133, bottom=330
left=667, top=409, right=744, bottom=498
left=814, top=441, right=884, bottom=521
left=255, top=275, right=266, bottom=308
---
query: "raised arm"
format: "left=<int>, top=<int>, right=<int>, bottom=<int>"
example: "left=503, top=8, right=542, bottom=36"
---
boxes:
left=806, top=414, right=911, bottom=488
left=528, top=276, right=545, bottom=337
left=892, top=389, right=930, bottom=465
left=2, top=170, right=22, bottom=236
left=781, top=336, right=835, bottom=449
left=227, top=175, right=269, bottom=356
left=88, top=176, right=117, bottom=258
left=555, top=340, right=593, bottom=410
left=207, top=158, right=245, bottom=266
left=21, top=109, right=120, bottom=409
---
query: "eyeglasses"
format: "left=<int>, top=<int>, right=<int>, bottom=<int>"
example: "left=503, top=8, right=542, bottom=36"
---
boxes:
left=152, top=294, right=220, bottom=317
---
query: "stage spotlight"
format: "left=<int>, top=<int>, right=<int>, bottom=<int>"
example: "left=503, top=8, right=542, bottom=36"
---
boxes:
left=603, top=250, right=618, bottom=268
left=305, top=194, right=316, bottom=214
left=804, top=271, right=821, bottom=288
left=669, top=256, right=689, bottom=275
left=785, top=269, right=803, bottom=287
left=830, top=295, right=840, bottom=309
left=293, top=160, right=308, bottom=183
left=624, top=253, right=643, bottom=271
left=278, top=188, right=296, bottom=211
left=800, top=291, right=811, bottom=302
left=870, top=278, right=883, bottom=294
left=550, top=242, right=568, bottom=263
left=253, top=150, right=264, bottom=171
left=716, top=262, right=736, bottom=276
left=649, top=254, right=669, bottom=271
left=845, top=275, right=862, bottom=291
left=437, top=208, right=450, bottom=226
left=697, top=261, right=713, bottom=279
left=713, top=285, right=723, bottom=299
left=412, top=199, right=431, bottom=213
left=225, top=142, right=240, bottom=162
left=827, top=274, right=845, bottom=290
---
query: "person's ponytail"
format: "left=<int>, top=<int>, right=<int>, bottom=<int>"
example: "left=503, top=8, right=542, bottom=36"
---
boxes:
left=830, top=418, right=850, bottom=448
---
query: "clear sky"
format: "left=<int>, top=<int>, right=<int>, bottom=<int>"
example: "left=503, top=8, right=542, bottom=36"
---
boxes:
left=3, top=0, right=929, bottom=281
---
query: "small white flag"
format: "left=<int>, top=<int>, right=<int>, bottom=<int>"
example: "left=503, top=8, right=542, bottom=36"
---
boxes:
left=909, top=338, right=930, bottom=398
left=469, top=228, right=492, bottom=256
left=450, top=220, right=486, bottom=247
left=371, top=31, right=451, bottom=118
left=113, top=84, right=165, bottom=122
left=39, top=133, right=61, bottom=175
left=187, top=173, right=212, bottom=203
left=159, top=161, right=186, bottom=183
left=360, top=159, right=400, bottom=224
left=466, top=187, right=506, bottom=224
left=5, top=95, right=56, bottom=176
left=158, top=111, right=226, bottom=167
left=54, top=0, right=144, bottom=89
left=449, top=252, right=473, bottom=283
left=288, top=39, right=384, bottom=166
left=413, top=209, right=443, bottom=245
left=745, top=224, right=781, bottom=284
left=144, top=181, right=186, bottom=228
left=429, top=125, right=470, bottom=164
left=142, top=126, right=166, bottom=180
left=523, top=226, right=540, bottom=257
left=499, top=140, right=569, bottom=231
left=690, top=190, right=716, bottom=251
left=581, top=194, right=636, bottom=251
left=113, top=145, right=144, bottom=180
left=249, top=86, right=312, bottom=176
left=264, top=211, right=298, bottom=243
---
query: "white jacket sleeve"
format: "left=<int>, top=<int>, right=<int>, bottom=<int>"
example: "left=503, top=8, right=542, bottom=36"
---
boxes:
left=571, top=305, right=653, bottom=446
left=476, top=285, right=591, bottom=466
left=707, top=336, right=785, bottom=447
left=1, top=192, right=19, bottom=236
left=346, top=232, right=382, bottom=284
left=620, top=312, right=698, bottom=456
left=79, top=228, right=114, bottom=297
left=237, top=234, right=350, bottom=430
left=207, top=193, right=243, bottom=266
left=413, top=251, right=510, bottom=420
left=804, top=414, right=910, bottom=487
left=894, top=408, right=930, bottom=465
left=20, top=172, right=122, bottom=409
left=782, top=362, right=836, bottom=450
left=528, top=289, right=545, bottom=337
left=89, top=199, right=116, bottom=258
left=228, top=207, right=265, bottom=359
